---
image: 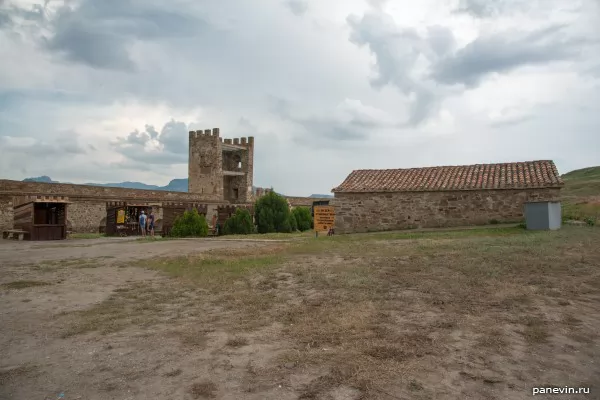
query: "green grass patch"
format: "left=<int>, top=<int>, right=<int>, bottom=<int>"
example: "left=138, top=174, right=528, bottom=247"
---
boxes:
left=221, top=231, right=312, bottom=240
left=562, top=201, right=600, bottom=223
left=136, top=235, right=171, bottom=242
left=2, top=280, right=52, bottom=289
left=353, top=226, right=526, bottom=241
left=140, top=254, right=283, bottom=288
left=68, top=233, right=107, bottom=239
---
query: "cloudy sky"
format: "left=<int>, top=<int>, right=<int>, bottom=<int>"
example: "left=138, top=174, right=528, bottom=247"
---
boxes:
left=0, top=0, right=599, bottom=196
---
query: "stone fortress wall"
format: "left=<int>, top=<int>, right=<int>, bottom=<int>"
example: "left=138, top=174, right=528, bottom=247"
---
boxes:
left=0, top=179, right=223, bottom=233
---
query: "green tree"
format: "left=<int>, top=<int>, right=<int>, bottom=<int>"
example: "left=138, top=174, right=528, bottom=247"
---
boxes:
left=170, top=209, right=209, bottom=237
left=292, top=207, right=313, bottom=231
left=223, top=208, right=254, bottom=235
left=254, top=190, right=293, bottom=233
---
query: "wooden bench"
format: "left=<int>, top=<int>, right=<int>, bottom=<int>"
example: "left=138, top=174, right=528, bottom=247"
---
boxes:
left=2, top=230, right=29, bottom=240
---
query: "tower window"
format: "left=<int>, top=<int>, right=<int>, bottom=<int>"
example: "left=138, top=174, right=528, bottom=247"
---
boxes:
left=237, top=161, right=242, bottom=169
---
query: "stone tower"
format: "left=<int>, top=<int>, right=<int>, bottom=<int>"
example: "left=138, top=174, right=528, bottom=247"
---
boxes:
left=188, top=128, right=254, bottom=203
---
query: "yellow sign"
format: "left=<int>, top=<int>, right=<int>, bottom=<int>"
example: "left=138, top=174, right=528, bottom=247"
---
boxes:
left=314, top=206, right=335, bottom=232
left=117, top=209, right=125, bottom=224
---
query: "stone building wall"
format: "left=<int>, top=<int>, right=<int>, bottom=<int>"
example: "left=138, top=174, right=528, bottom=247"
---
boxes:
left=67, top=201, right=107, bottom=233
left=0, top=179, right=209, bottom=202
left=242, top=137, right=254, bottom=203
left=333, top=188, right=561, bottom=234
left=0, top=195, right=13, bottom=232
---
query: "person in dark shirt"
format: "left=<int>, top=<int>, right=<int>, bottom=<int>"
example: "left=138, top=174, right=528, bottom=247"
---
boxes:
left=148, top=211, right=155, bottom=238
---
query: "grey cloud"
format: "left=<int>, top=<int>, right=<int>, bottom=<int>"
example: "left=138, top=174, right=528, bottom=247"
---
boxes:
left=109, top=159, right=156, bottom=172
left=454, top=0, right=584, bottom=19
left=123, top=130, right=152, bottom=146
left=112, top=119, right=189, bottom=165
left=0, top=136, right=87, bottom=157
left=273, top=97, right=397, bottom=143
left=347, top=8, right=593, bottom=124
left=146, top=125, right=159, bottom=140
left=158, top=120, right=188, bottom=154
left=25, top=0, right=210, bottom=70
left=431, top=25, right=581, bottom=87
left=490, top=115, right=534, bottom=128
left=113, top=145, right=187, bottom=165
left=455, top=0, right=506, bottom=18
left=0, top=9, right=12, bottom=28
left=347, top=12, right=446, bottom=125
left=285, top=0, right=308, bottom=16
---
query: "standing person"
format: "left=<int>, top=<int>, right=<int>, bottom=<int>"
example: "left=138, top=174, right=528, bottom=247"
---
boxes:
left=148, top=211, right=155, bottom=238
left=139, top=210, right=147, bottom=238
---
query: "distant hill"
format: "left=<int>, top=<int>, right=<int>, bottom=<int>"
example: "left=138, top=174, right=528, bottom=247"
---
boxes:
left=309, top=194, right=334, bottom=198
left=561, top=166, right=600, bottom=200
left=561, top=166, right=600, bottom=222
left=23, top=176, right=188, bottom=192
left=23, top=176, right=58, bottom=183
left=21, top=177, right=278, bottom=196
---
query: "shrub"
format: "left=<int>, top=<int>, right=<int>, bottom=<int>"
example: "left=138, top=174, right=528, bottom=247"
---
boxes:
left=254, top=190, right=293, bottom=233
left=292, top=207, right=313, bottom=231
left=223, top=208, right=254, bottom=235
left=489, top=219, right=499, bottom=225
left=584, top=216, right=596, bottom=226
left=170, top=209, right=209, bottom=237
left=289, top=213, right=298, bottom=232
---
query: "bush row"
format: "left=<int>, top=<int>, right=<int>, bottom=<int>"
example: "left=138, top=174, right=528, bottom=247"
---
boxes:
left=169, top=190, right=314, bottom=237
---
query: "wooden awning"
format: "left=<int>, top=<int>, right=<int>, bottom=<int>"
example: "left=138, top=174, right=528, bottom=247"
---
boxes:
left=14, top=195, right=72, bottom=207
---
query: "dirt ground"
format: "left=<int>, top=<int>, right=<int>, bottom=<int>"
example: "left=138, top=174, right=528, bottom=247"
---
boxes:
left=1, top=228, right=600, bottom=400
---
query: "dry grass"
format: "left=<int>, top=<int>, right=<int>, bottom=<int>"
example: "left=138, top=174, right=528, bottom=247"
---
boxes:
left=59, top=282, right=196, bottom=337
left=189, top=380, right=218, bottom=399
left=0, top=365, right=39, bottom=386
left=226, top=336, right=249, bottom=348
left=1, top=280, right=52, bottom=289
left=51, top=225, right=600, bottom=398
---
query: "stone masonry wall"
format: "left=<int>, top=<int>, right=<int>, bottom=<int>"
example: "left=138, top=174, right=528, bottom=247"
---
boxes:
left=188, top=129, right=223, bottom=199
left=333, top=188, right=561, bottom=234
left=0, top=179, right=214, bottom=202
left=0, top=179, right=231, bottom=233
left=67, top=201, right=107, bottom=233
left=0, top=195, right=13, bottom=232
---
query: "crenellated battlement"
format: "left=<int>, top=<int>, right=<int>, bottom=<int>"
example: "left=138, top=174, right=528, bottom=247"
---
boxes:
left=222, top=136, right=254, bottom=147
left=189, top=128, right=221, bottom=139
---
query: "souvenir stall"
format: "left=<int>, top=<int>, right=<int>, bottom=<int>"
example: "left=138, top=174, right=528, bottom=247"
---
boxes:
left=105, top=201, right=156, bottom=236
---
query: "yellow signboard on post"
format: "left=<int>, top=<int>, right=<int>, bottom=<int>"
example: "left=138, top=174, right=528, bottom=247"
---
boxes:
left=314, top=206, right=335, bottom=233
left=117, top=209, right=125, bottom=224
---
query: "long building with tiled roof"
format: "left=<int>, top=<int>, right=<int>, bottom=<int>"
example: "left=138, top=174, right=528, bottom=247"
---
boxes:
left=332, top=161, right=563, bottom=193
left=331, top=160, right=563, bottom=233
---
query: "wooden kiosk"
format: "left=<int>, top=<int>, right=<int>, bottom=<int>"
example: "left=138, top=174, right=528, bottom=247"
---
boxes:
left=105, top=201, right=156, bottom=237
left=8, top=195, right=71, bottom=240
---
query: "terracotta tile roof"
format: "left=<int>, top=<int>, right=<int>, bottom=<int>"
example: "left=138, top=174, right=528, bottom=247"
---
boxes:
left=285, top=196, right=331, bottom=207
left=332, top=160, right=563, bottom=193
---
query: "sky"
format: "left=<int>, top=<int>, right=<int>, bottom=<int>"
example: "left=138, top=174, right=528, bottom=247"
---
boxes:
left=0, top=0, right=599, bottom=196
